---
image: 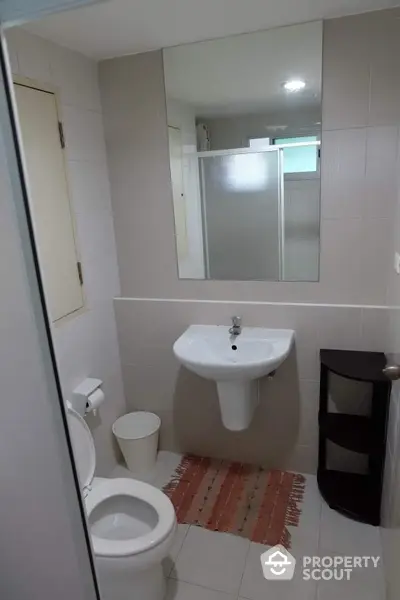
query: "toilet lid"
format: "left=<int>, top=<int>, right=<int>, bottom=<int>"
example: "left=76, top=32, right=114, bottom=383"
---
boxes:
left=67, top=407, right=96, bottom=493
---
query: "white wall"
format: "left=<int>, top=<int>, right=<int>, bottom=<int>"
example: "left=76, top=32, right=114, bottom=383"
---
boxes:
left=6, top=28, right=126, bottom=475
left=115, top=298, right=387, bottom=472
left=0, top=35, right=98, bottom=600
left=100, top=10, right=400, bottom=474
left=166, top=98, right=204, bottom=279
left=201, top=108, right=321, bottom=151
left=100, top=11, right=399, bottom=306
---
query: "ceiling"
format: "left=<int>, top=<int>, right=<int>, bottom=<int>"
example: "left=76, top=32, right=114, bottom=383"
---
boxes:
left=23, top=0, right=400, bottom=60
left=164, top=21, right=322, bottom=117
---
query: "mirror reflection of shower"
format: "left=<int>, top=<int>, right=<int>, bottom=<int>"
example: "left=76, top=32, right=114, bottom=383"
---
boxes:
left=164, top=21, right=323, bottom=282
left=197, top=140, right=320, bottom=281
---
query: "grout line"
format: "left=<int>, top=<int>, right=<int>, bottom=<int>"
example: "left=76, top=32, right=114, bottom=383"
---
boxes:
left=167, top=573, right=238, bottom=595
left=167, top=524, right=191, bottom=577
left=237, top=540, right=252, bottom=599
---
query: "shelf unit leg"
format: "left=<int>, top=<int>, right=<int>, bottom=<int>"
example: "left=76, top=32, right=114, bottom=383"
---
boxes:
left=318, top=363, right=329, bottom=475
left=368, top=381, right=391, bottom=525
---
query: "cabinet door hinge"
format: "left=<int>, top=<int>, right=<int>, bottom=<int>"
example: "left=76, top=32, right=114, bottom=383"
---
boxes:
left=77, top=262, right=83, bottom=285
left=58, top=121, right=65, bottom=149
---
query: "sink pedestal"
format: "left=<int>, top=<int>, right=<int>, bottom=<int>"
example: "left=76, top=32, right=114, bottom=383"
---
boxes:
left=217, top=380, right=259, bottom=431
left=173, top=325, right=294, bottom=432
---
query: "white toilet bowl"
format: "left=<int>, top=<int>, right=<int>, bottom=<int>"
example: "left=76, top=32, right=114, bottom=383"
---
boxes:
left=67, top=407, right=176, bottom=600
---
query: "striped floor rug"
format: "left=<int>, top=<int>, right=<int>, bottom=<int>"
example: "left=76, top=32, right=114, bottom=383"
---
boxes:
left=163, top=455, right=305, bottom=549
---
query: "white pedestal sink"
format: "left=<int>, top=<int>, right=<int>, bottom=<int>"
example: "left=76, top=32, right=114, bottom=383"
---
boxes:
left=173, top=325, right=295, bottom=431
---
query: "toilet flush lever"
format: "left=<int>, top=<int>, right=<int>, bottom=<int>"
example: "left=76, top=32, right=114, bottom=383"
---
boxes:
left=383, top=364, right=400, bottom=381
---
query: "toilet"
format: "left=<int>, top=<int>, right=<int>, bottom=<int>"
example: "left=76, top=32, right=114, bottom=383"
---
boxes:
left=67, top=407, right=177, bottom=600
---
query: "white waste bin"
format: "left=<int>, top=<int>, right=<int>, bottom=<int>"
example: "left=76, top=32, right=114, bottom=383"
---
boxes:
left=112, top=411, right=161, bottom=475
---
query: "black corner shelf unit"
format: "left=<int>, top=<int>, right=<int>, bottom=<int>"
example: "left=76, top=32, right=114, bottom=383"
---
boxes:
left=318, top=349, right=391, bottom=526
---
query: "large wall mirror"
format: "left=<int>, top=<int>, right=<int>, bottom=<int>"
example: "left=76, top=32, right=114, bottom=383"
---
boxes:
left=163, top=21, right=323, bottom=281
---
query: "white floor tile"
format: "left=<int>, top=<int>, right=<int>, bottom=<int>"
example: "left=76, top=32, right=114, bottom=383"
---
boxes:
left=165, top=580, right=236, bottom=600
left=319, top=502, right=381, bottom=555
left=240, top=541, right=318, bottom=600
left=164, top=524, right=190, bottom=576
left=316, top=561, right=385, bottom=600
left=173, top=526, right=250, bottom=595
left=111, top=452, right=386, bottom=600
left=110, top=450, right=183, bottom=489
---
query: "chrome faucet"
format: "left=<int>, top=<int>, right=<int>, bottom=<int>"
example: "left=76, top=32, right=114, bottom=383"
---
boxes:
left=229, top=316, right=242, bottom=337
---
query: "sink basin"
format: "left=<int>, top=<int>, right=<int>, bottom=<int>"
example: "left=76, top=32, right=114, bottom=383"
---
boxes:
left=174, top=325, right=294, bottom=381
left=174, top=325, right=294, bottom=380
left=173, top=325, right=295, bottom=431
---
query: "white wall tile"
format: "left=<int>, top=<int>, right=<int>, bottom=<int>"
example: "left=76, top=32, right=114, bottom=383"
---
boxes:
left=319, top=219, right=364, bottom=305
left=322, top=15, right=370, bottom=130
left=369, top=14, right=400, bottom=127
left=360, top=308, right=389, bottom=352
left=6, top=28, right=125, bottom=474
left=321, top=129, right=366, bottom=219
left=115, top=299, right=373, bottom=474
left=358, top=219, right=392, bottom=306
left=365, top=126, right=399, bottom=219
left=317, top=307, right=363, bottom=351
left=67, top=160, right=113, bottom=215
left=49, top=44, right=101, bottom=112
left=62, top=105, right=107, bottom=163
left=296, top=345, right=319, bottom=381
left=8, top=28, right=52, bottom=83
left=75, top=210, right=118, bottom=264
left=286, top=443, right=318, bottom=474
left=121, top=356, right=179, bottom=411
left=298, top=380, right=319, bottom=446
left=99, top=12, right=400, bottom=307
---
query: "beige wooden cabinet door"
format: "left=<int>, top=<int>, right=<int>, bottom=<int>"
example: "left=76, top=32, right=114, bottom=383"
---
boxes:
left=14, top=83, right=83, bottom=321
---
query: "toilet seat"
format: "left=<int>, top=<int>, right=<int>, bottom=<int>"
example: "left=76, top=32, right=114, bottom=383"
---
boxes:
left=85, top=478, right=176, bottom=557
left=67, top=407, right=176, bottom=560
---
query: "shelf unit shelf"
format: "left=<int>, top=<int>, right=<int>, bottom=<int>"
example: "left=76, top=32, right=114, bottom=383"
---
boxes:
left=319, top=413, right=372, bottom=454
left=318, top=349, right=391, bottom=526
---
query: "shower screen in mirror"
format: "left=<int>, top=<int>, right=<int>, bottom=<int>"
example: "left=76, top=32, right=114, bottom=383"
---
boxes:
left=163, top=21, right=322, bottom=281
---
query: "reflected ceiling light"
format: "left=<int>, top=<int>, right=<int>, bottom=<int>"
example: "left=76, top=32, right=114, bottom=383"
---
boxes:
left=283, top=79, right=306, bottom=92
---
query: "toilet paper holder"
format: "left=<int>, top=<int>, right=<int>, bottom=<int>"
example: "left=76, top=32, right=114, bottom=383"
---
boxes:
left=72, top=378, right=104, bottom=416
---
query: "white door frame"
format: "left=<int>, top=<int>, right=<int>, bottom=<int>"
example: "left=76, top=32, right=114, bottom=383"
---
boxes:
left=0, top=30, right=100, bottom=600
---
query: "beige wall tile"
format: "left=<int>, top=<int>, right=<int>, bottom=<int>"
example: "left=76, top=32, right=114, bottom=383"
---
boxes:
left=114, top=299, right=381, bottom=473
left=369, top=12, right=400, bottom=127
left=360, top=307, right=389, bottom=351
left=322, top=14, right=370, bottom=130
left=318, top=219, right=364, bottom=305
left=321, top=128, right=367, bottom=219
left=358, top=218, right=392, bottom=305
left=101, top=11, right=399, bottom=306
left=365, top=126, right=399, bottom=219
left=7, top=29, right=126, bottom=475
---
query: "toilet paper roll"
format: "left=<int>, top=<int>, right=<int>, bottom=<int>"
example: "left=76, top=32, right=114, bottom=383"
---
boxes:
left=86, top=388, right=105, bottom=414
